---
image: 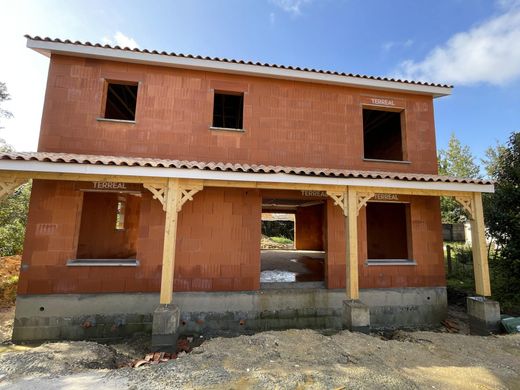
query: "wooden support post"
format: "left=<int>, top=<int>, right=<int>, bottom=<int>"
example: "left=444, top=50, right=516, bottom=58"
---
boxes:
left=470, top=192, right=491, bottom=296
left=345, top=187, right=359, bottom=300
left=159, top=179, right=180, bottom=305
left=446, top=244, right=452, bottom=276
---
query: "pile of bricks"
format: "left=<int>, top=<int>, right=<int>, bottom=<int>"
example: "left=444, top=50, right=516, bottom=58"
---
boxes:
left=131, top=338, right=192, bottom=368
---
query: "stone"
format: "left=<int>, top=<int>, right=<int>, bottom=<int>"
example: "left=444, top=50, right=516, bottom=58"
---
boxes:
left=152, top=304, right=181, bottom=352
left=342, top=299, right=370, bottom=333
left=466, top=296, right=501, bottom=335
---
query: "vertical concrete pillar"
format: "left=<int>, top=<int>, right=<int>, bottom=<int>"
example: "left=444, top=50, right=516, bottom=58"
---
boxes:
left=467, top=297, right=501, bottom=335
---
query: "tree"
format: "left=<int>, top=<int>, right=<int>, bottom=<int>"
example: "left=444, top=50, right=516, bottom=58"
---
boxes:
left=0, top=183, right=31, bottom=256
left=437, top=133, right=481, bottom=223
left=483, top=132, right=520, bottom=310
left=0, top=81, right=13, bottom=125
left=482, top=141, right=507, bottom=179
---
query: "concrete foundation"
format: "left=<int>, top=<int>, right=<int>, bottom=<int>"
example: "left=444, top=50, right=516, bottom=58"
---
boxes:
left=466, top=296, right=501, bottom=335
left=12, top=287, right=447, bottom=342
left=151, top=304, right=180, bottom=352
left=342, top=300, right=370, bottom=333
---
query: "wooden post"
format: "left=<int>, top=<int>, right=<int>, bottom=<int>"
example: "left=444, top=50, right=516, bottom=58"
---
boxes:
left=470, top=192, right=491, bottom=296
left=159, top=179, right=180, bottom=305
left=446, top=244, right=452, bottom=276
left=345, top=187, right=359, bottom=300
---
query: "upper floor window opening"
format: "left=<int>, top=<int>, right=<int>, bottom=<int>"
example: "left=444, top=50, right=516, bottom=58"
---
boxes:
left=103, top=82, right=138, bottom=121
left=212, top=91, right=244, bottom=130
left=363, top=108, right=404, bottom=161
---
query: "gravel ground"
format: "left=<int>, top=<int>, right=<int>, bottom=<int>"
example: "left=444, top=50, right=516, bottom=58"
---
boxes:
left=0, top=327, right=519, bottom=389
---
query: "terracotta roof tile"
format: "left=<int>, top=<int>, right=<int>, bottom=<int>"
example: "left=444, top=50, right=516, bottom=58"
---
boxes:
left=0, top=152, right=491, bottom=185
left=25, top=35, right=452, bottom=89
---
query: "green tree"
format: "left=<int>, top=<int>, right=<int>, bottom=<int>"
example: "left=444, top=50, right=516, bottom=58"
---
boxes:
left=483, top=132, right=520, bottom=310
left=0, top=87, right=30, bottom=256
left=437, top=133, right=481, bottom=223
left=482, top=141, right=507, bottom=179
left=0, top=183, right=31, bottom=256
left=0, top=81, right=13, bottom=125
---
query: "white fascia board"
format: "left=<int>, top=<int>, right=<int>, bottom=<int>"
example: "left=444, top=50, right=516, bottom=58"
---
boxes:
left=27, top=39, right=451, bottom=98
left=0, top=160, right=494, bottom=193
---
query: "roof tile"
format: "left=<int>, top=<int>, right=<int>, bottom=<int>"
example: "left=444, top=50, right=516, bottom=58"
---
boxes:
left=25, top=35, right=452, bottom=89
left=0, top=152, right=491, bottom=185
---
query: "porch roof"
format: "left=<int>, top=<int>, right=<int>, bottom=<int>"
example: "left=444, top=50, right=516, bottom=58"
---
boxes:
left=0, top=152, right=493, bottom=193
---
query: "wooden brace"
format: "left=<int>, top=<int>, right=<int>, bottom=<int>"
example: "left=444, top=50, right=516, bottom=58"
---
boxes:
left=144, top=182, right=203, bottom=212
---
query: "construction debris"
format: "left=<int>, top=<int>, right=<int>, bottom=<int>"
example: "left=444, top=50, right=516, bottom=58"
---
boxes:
left=441, top=319, right=460, bottom=333
left=130, top=337, right=194, bottom=368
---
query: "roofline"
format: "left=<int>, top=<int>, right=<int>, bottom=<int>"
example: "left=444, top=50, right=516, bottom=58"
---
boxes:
left=0, top=160, right=494, bottom=193
left=26, top=37, right=452, bottom=98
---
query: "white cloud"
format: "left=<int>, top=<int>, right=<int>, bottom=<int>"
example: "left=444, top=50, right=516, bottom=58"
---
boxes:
left=396, top=5, right=520, bottom=85
left=269, top=12, right=276, bottom=25
left=382, top=39, right=413, bottom=52
left=270, top=0, right=311, bottom=16
left=102, top=31, right=139, bottom=48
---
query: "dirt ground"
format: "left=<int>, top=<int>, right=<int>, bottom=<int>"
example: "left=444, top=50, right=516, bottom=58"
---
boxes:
left=0, top=307, right=519, bottom=389
left=0, top=256, right=21, bottom=308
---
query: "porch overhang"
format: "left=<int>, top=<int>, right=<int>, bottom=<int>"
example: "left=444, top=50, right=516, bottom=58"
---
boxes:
left=2, top=152, right=495, bottom=341
left=0, top=152, right=494, bottom=195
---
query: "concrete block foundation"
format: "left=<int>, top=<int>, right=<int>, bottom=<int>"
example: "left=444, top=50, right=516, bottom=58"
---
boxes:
left=342, top=300, right=370, bottom=333
left=466, top=296, right=501, bottom=335
left=151, top=304, right=181, bottom=352
left=12, top=287, right=447, bottom=343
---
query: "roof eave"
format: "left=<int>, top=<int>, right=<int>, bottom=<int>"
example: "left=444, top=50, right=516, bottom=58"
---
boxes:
left=0, top=159, right=494, bottom=193
left=27, top=38, right=452, bottom=98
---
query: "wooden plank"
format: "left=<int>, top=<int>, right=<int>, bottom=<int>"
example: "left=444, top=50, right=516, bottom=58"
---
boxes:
left=345, top=187, right=360, bottom=300
left=470, top=192, right=491, bottom=296
left=354, top=186, right=471, bottom=197
left=159, top=179, right=180, bottom=304
left=1, top=171, right=168, bottom=186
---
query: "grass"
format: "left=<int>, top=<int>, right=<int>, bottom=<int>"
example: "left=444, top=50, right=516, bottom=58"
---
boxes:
left=270, top=236, right=293, bottom=244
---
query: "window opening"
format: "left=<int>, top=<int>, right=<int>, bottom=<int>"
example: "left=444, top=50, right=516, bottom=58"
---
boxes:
left=366, top=202, right=411, bottom=260
left=212, top=92, right=244, bottom=129
left=115, top=197, right=126, bottom=230
left=104, top=82, right=138, bottom=121
left=76, top=192, right=141, bottom=259
left=363, top=108, right=404, bottom=161
left=260, top=196, right=325, bottom=286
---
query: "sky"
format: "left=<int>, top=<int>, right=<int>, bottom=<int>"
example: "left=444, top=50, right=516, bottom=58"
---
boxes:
left=0, top=0, right=519, bottom=170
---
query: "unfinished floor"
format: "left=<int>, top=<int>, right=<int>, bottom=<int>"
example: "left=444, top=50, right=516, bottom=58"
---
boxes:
left=260, top=250, right=325, bottom=284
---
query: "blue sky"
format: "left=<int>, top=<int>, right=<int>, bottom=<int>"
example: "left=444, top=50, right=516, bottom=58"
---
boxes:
left=1, top=0, right=519, bottom=170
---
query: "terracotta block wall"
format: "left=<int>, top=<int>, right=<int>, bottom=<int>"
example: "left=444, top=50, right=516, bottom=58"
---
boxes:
left=19, top=181, right=262, bottom=295
left=326, top=196, right=445, bottom=289
left=38, top=55, right=438, bottom=174
left=295, top=204, right=324, bottom=250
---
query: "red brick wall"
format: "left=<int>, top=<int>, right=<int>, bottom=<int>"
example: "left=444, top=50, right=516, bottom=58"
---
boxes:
left=18, top=181, right=261, bottom=295
left=38, top=55, right=438, bottom=174
left=326, top=196, right=445, bottom=289
left=19, top=182, right=443, bottom=295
